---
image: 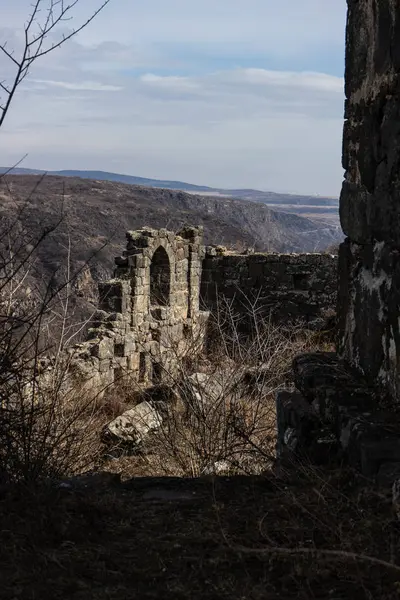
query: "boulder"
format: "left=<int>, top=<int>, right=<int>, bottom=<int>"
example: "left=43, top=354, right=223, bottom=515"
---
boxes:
left=183, top=372, right=227, bottom=413
left=104, top=401, right=163, bottom=447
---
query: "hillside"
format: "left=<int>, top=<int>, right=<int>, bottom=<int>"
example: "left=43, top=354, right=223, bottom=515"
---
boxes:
left=0, top=174, right=342, bottom=316
left=0, top=167, right=339, bottom=208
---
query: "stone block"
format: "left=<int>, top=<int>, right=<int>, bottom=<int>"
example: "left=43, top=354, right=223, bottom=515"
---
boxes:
left=292, top=353, right=376, bottom=421
left=99, top=359, right=112, bottom=373
left=276, top=390, right=320, bottom=459
left=149, top=341, right=160, bottom=356
left=91, top=337, right=115, bottom=361
left=127, top=353, right=140, bottom=372
left=134, top=294, right=147, bottom=313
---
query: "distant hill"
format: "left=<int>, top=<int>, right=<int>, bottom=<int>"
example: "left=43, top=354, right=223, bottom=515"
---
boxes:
left=0, top=167, right=339, bottom=208
left=0, top=173, right=343, bottom=324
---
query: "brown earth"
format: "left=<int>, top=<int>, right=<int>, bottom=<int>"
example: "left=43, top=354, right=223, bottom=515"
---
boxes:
left=1, top=468, right=399, bottom=600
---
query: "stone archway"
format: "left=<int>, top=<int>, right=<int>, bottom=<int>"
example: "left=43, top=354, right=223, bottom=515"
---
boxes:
left=150, top=246, right=171, bottom=306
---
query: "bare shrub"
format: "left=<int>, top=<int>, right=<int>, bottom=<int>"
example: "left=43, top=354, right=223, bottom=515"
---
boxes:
left=0, top=235, right=109, bottom=483
left=103, top=293, right=334, bottom=479
left=0, top=212, right=110, bottom=483
left=0, top=0, right=114, bottom=484
left=0, top=361, right=106, bottom=483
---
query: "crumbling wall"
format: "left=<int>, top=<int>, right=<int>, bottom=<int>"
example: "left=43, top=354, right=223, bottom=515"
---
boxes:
left=69, top=226, right=209, bottom=391
left=64, top=230, right=337, bottom=395
left=338, top=0, right=400, bottom=399
left=201, top=247, right=337, bottom=325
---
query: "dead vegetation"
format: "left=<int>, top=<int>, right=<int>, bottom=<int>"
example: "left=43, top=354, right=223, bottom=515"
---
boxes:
left=0, top=230, right=333, bottom=484
left=95, top=290, right=335, bottom=480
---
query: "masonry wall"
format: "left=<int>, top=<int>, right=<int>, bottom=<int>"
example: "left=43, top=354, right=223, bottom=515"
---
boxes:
left=201, top=248, right=337, bottom=325
left=68, top=226, right=209, bottom=391
left=338, top=0, right=400, bottom=399
left=63, top=232, right=338, bottom=395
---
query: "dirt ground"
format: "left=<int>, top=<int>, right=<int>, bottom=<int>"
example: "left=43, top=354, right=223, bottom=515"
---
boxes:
left=1, top=467, right=399, bottom=600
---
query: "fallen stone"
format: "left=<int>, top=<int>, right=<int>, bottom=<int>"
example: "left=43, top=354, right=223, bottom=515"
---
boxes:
left=276, top=390, right=319, bottom=457
left=184, top=372, right=225, bottom=407
left=201, top=460, right=231, bottom=476
left=104, top=401, right=163, bottom=447
left=292, top=352, right=376, bottom=421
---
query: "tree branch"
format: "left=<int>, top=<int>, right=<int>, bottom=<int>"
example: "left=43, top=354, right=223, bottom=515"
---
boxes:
left=0, top=0, right=111, bottom=129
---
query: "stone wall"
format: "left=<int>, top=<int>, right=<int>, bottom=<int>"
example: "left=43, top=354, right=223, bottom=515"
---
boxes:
left=338, top=0, right=400, bottom=398
left=62, top=234, right=338, bottom=394
left=201, top=247, right=337, bottom=325
left=68, top=226, right=209, bottom=392
left=276, top=0, right=400, bottom=492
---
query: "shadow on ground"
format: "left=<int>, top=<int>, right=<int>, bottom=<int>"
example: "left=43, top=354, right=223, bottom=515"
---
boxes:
left=1, top=469, right=399, bottom=599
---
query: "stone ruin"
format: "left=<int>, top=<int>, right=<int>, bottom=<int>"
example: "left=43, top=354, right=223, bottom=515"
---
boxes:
left=68, top=226, right=209, bottom=392
left=277, top=0, right=400, bottom=490
left=63, top=227, right=337, bottom=395
left=37, top=0, right=400, bottom=489
left=201, top=247, right=337, bottom=327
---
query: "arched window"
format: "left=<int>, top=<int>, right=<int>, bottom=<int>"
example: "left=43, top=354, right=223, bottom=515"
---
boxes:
left=150, top=246, right=171, bottom=306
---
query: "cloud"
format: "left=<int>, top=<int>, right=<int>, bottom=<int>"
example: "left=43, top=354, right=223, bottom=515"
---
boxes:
left=31, top=79, right=123, bottom=91
left=140, top=74, right=202, bottom=92
left=0, top=0, right=347, bottom=195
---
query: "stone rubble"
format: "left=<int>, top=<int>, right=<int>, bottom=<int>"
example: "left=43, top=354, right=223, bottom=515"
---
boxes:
left=103, top=400, right=163, bottom=448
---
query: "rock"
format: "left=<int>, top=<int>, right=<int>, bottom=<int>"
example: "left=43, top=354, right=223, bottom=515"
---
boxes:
left=306, top=317, right=326, bottom=331
left=275, top=390, right=320, bottom=460
left=135, top=385, right=183, bottom=418
left=201, top=460, right=231, bottom=476
left=292, top=352, right=376, bottom=421
left=104, top=401, right=163, bottom=447
left=240, top=363, right=273, bottom=387
left=184, top=372, right=225, bottom=408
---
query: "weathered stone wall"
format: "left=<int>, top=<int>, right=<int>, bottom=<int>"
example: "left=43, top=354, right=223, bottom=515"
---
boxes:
left=201, top=247, right=337, bottom=325
left=63, top=235, right=338, bottom=394
left=276, top=1, right=400, bottom=492
left=68, top=226, right=209, bottom=391
left=339, top=0, right=400, bottom=398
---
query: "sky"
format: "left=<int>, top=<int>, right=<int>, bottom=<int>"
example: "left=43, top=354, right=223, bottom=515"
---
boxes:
left=0, top=0, right=347, bottom=196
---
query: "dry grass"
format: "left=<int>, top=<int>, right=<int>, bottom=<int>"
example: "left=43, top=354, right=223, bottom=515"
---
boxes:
left=100, top=303, right=335, bottom=480
left=0, top=364, right=110, bottom=483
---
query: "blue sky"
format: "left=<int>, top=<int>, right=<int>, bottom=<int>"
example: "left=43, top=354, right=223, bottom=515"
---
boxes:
left=0, top=0, right=347, bottom=195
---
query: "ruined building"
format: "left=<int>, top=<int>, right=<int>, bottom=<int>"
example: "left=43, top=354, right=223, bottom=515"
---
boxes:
left=277, top=0, right=400, bottom=487
left=69, top=227, right=208, bottom=391
left=67, top=228, right=337, bottom=392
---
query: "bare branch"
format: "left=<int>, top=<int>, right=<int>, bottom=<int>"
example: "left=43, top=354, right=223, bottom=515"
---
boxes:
left=0, top=0, right=111, bottom=129
left=30, top=1, right=110, bottom=60
left=0, top=81, right=11, bottom=94
left=0, top=156, right=29, bottom=182
left=0, top=43, right=19, bottom=66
